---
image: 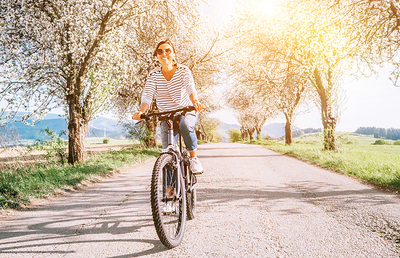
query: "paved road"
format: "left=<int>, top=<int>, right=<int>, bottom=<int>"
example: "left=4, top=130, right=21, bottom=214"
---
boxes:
left=1, top=143, right=400, bottom=257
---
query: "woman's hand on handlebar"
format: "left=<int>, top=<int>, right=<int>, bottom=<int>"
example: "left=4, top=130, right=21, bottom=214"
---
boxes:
left=132, top=103, right=149, bottom=120
left=132, top=111, right=143, bottom=121
left=193, top=100, right=204, bottom=113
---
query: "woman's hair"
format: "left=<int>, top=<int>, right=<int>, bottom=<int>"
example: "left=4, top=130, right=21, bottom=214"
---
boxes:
left=153, top=39, right=176, bottom=57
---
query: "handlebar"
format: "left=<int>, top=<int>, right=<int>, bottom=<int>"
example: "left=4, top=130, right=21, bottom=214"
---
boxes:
left=139, top=106, right=196, bottom=120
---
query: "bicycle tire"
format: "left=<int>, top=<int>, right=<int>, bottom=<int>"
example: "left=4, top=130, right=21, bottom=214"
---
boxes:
left=186, top=172, right=197, bottom=220
left=151, top=154, right=186, bottom=248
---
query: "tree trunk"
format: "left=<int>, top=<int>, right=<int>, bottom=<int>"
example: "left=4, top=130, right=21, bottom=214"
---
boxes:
left=323, top=121, right=336, bottom=150
left=241, top=126, right=247, bottom=141
left=321, top=98, right=337, bottom=150
left=256, top=126, right=262, bottom=139
left=144, top=118, right=157, bottom=148
left=142, top=102, right=157, bottom=148
left=314, top=67, right=337, bottom=151
left=248, top=128, right=255, bottom=140
left=200, top=123, right=208, bottom=141
left=67, top=96, right=86, bottom=165
left=285, top=120, right=292, bottom=145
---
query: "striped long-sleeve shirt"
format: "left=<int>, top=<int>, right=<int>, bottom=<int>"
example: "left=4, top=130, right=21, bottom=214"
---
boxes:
left=141, top=64, right=197, bottom=112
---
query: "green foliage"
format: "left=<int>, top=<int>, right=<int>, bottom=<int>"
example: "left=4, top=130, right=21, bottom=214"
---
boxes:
left=372, top=139, right=390, bottom=145
left=197, top=139, right=207, bottom=145
left=0, top=147, right=160, bottom=209
left=229, top=129, right=242, bottom=143
left=28, top=128, right=67, bottom=164
left=198, top=116, right=222, bottom=143
left=206, top=120, right=223, bottom=143
left=123, top=122, right=154, bottom=147
left=394, top=140, right=400, bottom=145
left=103, top=138, right=110, bottom=144
left=356, top=127, right=400, bottom=141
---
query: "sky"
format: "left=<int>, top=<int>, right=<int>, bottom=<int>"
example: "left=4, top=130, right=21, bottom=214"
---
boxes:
left=204, top=0, right=400, bottom=132
left=210, top=67, right=400, bottom=132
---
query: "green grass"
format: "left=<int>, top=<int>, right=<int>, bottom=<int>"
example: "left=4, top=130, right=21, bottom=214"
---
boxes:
left=0, top=147, right=159, bottom=209
left=85, top=137, right=140, bottom=145
left=249, top=134, right=400, bottom=191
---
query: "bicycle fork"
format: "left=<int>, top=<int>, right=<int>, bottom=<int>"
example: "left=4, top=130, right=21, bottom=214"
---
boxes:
left=165, top=120, right=183, bottom=201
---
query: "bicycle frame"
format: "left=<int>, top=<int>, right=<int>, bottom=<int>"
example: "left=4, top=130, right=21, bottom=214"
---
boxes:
left=141, top=106, right=196, bottom=201
left=163, top=117, right=184, bottom=200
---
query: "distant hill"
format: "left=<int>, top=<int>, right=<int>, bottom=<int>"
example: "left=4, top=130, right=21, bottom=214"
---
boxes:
left=87, top=117, right=126, bottom=139
left=1, top=112, right=126, bottom=142
left=5, top=119, right=69, bottom=140
left=217, top=123, right=240, bottom=142
left=2, top=111, right=309, bottom=143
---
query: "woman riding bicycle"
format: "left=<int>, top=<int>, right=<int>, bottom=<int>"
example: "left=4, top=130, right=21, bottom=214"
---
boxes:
left=132, top=39, right=204, bottom=174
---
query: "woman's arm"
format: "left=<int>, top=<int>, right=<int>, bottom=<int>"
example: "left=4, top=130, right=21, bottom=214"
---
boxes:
left=190, top=93, right=203, bottom=112
left=132, top=103, right=149, bottom=120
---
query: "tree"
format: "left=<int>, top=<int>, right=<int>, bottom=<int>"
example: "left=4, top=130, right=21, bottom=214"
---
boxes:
left=123, top=119, right=155, bottom=148
left=226, top=79, right=277, bottom=140
left=230, top=0, right=354, bottom=150
left=110, top=8, right=224, bottom=147
left=252, top=51, right=311, bottom=145
left=229, top=129, right=242, bottom=143
left=196, top=116, right=221, bottom=143
left=223, top=30, right=279, bottom=140
left=270, top=65, right=309, bottom=145
left=0, top=0, right=201, bottom=164
left=332, top=0, right=400, bottom=86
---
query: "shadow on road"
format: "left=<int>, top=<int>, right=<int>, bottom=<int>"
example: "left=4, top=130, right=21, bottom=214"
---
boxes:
left=198, top=154, right=283, bottom=159
left=0, top=174, right=169, bottom=256
left=198, top=180, right=397, bottom=215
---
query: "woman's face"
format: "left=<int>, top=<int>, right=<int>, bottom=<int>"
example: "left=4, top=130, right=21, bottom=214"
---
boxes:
left=156, top=43, right=175, bottom=67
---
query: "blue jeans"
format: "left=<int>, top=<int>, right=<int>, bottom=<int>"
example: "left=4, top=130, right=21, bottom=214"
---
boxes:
left=161, top=111, right=199, bottom=152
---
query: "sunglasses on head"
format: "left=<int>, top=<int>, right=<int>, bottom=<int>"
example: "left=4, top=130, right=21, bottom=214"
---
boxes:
left=156, top=48, right=172, bottom=55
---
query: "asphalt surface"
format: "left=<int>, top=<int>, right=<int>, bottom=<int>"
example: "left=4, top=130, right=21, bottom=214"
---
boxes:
left=1, top=142, right=400, bottom=257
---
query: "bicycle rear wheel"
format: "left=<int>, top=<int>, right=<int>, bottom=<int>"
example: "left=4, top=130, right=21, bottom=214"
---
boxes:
left=186, top=172, right=197, bottom=220
left=151, top=154, right=186, bottom=248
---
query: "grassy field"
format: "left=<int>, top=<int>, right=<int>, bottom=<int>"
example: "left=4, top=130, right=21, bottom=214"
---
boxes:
left=248, top=133, right=400, bottom=192
left=85, top=137, right=140, bottom=145
left=0, top=146, right=159, bottom=209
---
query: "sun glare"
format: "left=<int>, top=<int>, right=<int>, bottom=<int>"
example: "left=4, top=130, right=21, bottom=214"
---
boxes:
left=259, top=0, right=279, bottom=16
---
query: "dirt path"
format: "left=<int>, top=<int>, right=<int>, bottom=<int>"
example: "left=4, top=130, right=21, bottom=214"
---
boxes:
left=0, top=143, right=399, bottom=257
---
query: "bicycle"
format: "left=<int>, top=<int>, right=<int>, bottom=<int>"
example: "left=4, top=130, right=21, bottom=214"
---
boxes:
left=140, top=106, right=199, bottom=248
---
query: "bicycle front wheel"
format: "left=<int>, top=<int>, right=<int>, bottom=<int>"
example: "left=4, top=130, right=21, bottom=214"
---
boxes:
left=151, top=154, right=186, bottom=248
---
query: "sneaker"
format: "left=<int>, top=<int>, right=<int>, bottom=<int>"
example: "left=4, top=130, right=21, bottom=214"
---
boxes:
left=162, top=201, right=175, bottom=215
left=189, top=157, right=203, bottom=174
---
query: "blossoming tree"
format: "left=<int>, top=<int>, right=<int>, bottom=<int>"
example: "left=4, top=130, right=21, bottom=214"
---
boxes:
left=227, top=0, right=355, bottom=150
left=0, top=0, right=201, bottom=164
